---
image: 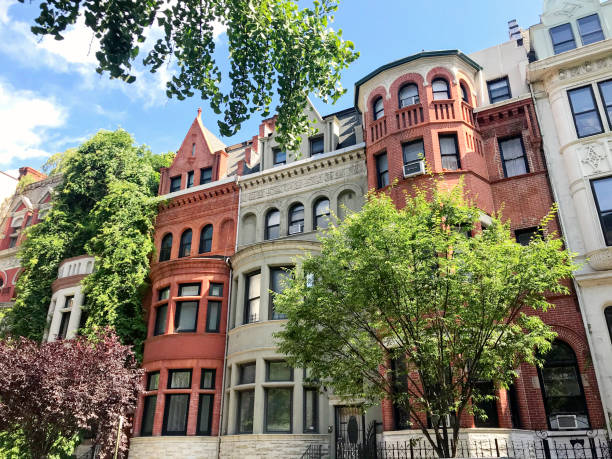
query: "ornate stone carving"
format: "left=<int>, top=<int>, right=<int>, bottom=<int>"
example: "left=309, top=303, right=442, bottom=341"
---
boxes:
left=587, top=247, right=612, bottom=271
left=581, top=143, right=608, bottom=173
left=0, top=254, right=20, bottom=271
left=559, top=57, right=612, bottom=80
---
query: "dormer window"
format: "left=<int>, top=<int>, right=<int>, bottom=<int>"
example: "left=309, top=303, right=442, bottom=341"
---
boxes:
left=200, top=167, right=212, bottom=185
left=373, top=97, right=384, bottom=120
left=309, top=137, right=324, bottom=156
left=170, top=176, right=181, bottom=193
left=186, top=171, right=194, bottom=188
left=399, top=84, right=419, bottom=108
left=432, top=78, right=450, bottom=100
left=273, top=148, right=286, bottom=166
left=550, top=23, right=576, bottom=54
left=578, top=14, right=604, bottom=46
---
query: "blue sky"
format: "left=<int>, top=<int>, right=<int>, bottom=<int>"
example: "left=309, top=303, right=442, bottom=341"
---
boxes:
left=0, top=0, right=543, bottom=185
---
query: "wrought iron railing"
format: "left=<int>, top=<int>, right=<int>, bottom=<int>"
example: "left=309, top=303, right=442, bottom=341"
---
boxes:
left=301, top=444, right=324, bottom=459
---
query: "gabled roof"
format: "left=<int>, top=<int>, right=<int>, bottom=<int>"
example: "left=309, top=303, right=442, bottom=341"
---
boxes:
left=196, top=115, right=226, bottom=153
left=353, top=50, right=482, bottom=109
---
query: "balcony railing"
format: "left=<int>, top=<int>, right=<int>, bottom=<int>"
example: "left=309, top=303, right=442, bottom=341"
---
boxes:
left=432, top=99, right=456, bottom=121
left=461, top=100, right=475, bottom=126
left=369, top=116, right=388, bottom=142
left=396, top=104, right=425, bottom=130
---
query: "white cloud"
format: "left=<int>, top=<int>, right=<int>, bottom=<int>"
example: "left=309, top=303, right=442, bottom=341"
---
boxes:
left=0, top=79, right=68, bottom=165
left=0, top=169, right=18, bottom=202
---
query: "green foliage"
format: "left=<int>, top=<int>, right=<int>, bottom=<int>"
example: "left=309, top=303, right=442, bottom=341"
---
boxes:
left=274, top=180, right=576, bottom=457
left=5, top=130, right=172, bottom=357
left=0, top=430, right=79, bottom=459
left=15, top=175, right=36, bottom=192
left=19, top=0, right=358, bottom=151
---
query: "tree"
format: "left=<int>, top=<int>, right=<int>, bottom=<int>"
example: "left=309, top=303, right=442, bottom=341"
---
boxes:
left=5, top=130, right=173, bottom=357
left=0, top=329, right=143, bottom=459
left=274, top=181, right=575, bottom=458
left=20, top=0, right=358, bottom=151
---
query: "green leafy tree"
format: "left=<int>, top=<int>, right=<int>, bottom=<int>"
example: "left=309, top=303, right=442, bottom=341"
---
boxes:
left=20, top=0, right=358, bottom=150
left=274, top=181, right=575, bottom=458
left=5, top=130, right=172, bottom=357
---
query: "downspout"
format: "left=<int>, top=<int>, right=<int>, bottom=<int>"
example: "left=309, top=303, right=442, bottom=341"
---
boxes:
left=528, top=81, right=612, bottom=438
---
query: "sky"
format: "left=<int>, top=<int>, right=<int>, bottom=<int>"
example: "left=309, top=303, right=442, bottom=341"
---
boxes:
left=0, top=0, right=544, bottom=191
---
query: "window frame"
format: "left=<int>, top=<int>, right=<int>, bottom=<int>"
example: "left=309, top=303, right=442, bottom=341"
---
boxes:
left=605, top=306, right=612, bottom=347
left=162, top=393, right=190, bottom=436
left=303, top=387, right=319, bottom=433
left=265, top=209, right=281, bottom=240
left=460, top=82, right=470, bottom=104
left=473, top=381, right=500, bottom=428
left=272, top=148, right=287, bottom=166
left=432, top=78, right=450, bottom=100
left=205, top=300, right=221, bottom=333
left=178, top=283, right=201, bottom=297
left=375, top=152, right=389, bottom=189
left=158, top=287, right=170, bottom=301
left=200, top=167, right=213, bottom=185
left=550, top=22, right=577, bottom=54
left=140, top=395, right=157, bottom=436
left=237, top=389, right=255, bottom=434
left=264, top=387, right=293, bottom=433
left=186, top=171, right=194, bottom=188
left=498, top=136, right=529, bottom=178
left=159, top=233, right=173, bottom=262
left=57, top=310, right=71, bottom=340
left=577, top=13, right=604, bottom=46
left=174, top=301, right=199, bottom=333
left=239, top=362, right=257, bottom=385
left=591, top=176, right=612, bottom=246
left=154, top=304, right=168, bottom=336
left=373, top=97, right=384, bottom=120
left=515, top=227, right=542, bottom=246
left=487, top=76, right=512, bottom=104
left=147, top=371, right=160, bottom=391
left=597, top=79, right=612, bottom=130
left=199, top=224, right=213, bottom=254
left=568, top=85, right=604, bottom=139
left=167, top=369, right=193, bottom=389
left=209, top=282, right=223, bottom=297
left=244, top=271, right=261, bottom=324
left=266, top=360, right=293, bottom=382
left=309, top=136, right=325, bottom=156
left=288, top=203, right=305, bottom=235
left=313, top=197, right=331, bottom=231
left=269, top=266, right=292, bottom=320
left=439, top=133, right=461, bottom=171
left=201, top=369, right=216, bottom=389
left=398, top=83, right=419, bottom=108
left=196, top=393, right=214, bottom=435
left=169, top=176, right=181, bottom=193
left=179, top=229, right=192, bottom=258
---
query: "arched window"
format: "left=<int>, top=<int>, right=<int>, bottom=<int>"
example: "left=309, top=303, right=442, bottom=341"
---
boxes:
left=159, top=233, right=173, bottom=261
left=265, top=209, right=280, bottom=240
left=373, top=97, right=384, bottom=120
left=539, top=341, right=589, bottom=429
left=179, top=229, right=192, bottom=258
left=199, top=224, right=213, bottom=253
left=432, top=78, right=450, bottom=100
left=288, top=203, right=304, bottom=235
left=399, top=83, right=419, bottom=107
left=460, top=83, right=470, bottom=103
left=314, top=198, right=331, bottom=230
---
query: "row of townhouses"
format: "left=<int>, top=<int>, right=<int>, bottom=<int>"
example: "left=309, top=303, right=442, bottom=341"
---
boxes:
left=1, top=0, right=612, bottom=457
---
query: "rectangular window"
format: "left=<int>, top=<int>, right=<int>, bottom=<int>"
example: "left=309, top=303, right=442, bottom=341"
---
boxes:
left=206, top=301, right=221, bottom=332
left=304, top=387, right=318, bottom=433
left=487, top=77, right=511, bottom=104
left=499, top=137, right=529, bottom=178
left=402, top=139, right=424, bottom=169
left=200, top=167, right=212, bottom=185
left=265, top=387, right=292, bottom=433
left=174, top=301, right=198, bottom=333
left=473, top=381, right=499, bottom=428
left=178, top=283, right=200, bottom=297
left=237, top=390, right=255, bottom=433
left=64, top=295, right=74, bottom=308
left=168, top=369, right=192, bottom=389
left=197, top=394, right=214, bottom=435
left=162, top=393, right=190, bottom=435
left=598, top=80, right=612, bottom=130
left=170, top=176, right=181, bottom=193
left=578, top=14, right=604, bottom=45
left=309, top=136, right=324, bottom=156
left=8, top=236, right=17, bottom=248
left=154, top=304, right=167, bottom=336
left=140, top=395, right=157, bottom=436
left=375, top=153, right=389, bottom=188
left=186, top=171, right=194, bottom=188
left=568, top=85, right=603, bottom=138
left=244, top=272, right=261, bottom=324
left=201, top=369, right=216, bottom=389
left=209, top=283, right=223, bottom=297
left=439, top=134, right=461, bottom=170
left=391, top=355, right=411, bottom=430
left=239, top=362, right=256, bottom=385
left=147, top=372, right=160, bottom=391
left=267, top=361, right=293, bottom=381
left=515, top=227, right=541, bottom=246
left=158, top=287, right=170, bottom=301
left=550, top=23, right=576, bottom=54
left=57, top=311, right=71, bottom=339
left=592, top=176, right=612, bottom=246
left=273, top=148, right=286, bottom=166
left=269, top=267, right=291, bottom=320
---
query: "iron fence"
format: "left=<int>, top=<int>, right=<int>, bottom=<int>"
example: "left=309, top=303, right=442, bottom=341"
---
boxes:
left=301, top=444, right=324, bottom=459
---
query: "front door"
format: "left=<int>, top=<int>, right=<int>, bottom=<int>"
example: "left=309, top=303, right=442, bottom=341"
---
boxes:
left=335, top=406, right=365, bottom=459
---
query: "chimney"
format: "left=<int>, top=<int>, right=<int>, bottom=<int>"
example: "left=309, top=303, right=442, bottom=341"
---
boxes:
left=508, top=19, right=523, bottom=46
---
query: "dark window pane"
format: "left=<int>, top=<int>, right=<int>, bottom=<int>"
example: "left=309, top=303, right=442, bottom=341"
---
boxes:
left=515, top=227, right=540, bottom=246
left=197, top=394, right=214, bottom=435
left=187, top=171, right=194, bottom=188
left=179, top=283, right=200, bottom=297
left=461, top=84, right=469, bottom=103
left=141, top=395, right=157, bottom=436
left=168, top=369, right=192, bottom=389
left=147, top=372, right=160, bottom=391
left=289, top=204, right=305, bottom=235
left=209, top=283, right=223, bottom=297
left=598, top=80, right=612, bottom=129
left=568, top=86, right=603, bottom=138
left=179, top=229, right=192, bottom=258
left=310, top=137, right=325, bottom=155
left=473, top=381, right=499, bottom=428
left=488, top=77, right=511, bottom=104
left=244, top=272, right=261, bottom=324
left=200, top=167, right=213, bottom=184
left=265, top=388, right=292, bottom=432
left=500, top=137, right=528, bottom=177
left=578, top=14, right=604, bottom=45
left=592, top=177, right=612, bottom=245
left=267, top=361, right=292, bottom=381
left=163, top=394, right=190, bottom=435
left=439, top=134, right=460, bottom=170
left=403, top=139, right=424, bottom=165
left=175, top=301, right=198, bottom=332
left=304, top=388, right=318, bottom=433
left=57, top=311, right=71, bottom=339
left=376, top=153, right=389, bottom=189
left=158, top=287, right=170, bottom=301
left=373, top=97, right=384, bottom=119
left=154, top=305, right=167, bottom=336
left=605, top=307, right=612, bottom=346
left=550, top=23, right=576, bottom=54
left=159, top=234, right=172, bottom=261
left=391, top=355, right=411, bottom=430
left=238, top=390, right=255, bottom=433
left=201, top=369, right=216, bottom=389
left=399, top=84, right=419, bottom=107
left=206, top=301, right=221, bottom=332
left=170, top=176, right=181, bottom=193
left=265, top=209, right=280, bottom=240
left=432, top=79, right=450, bottom=100
left=273, top=148, right=286, bottom=166
left=314, top=198, right=330, bottom=230
left=199, top=225, right=213, bottom=253
left=240, top=363, right=256, bottom=384
left=270, top=267, right=292, bottom=320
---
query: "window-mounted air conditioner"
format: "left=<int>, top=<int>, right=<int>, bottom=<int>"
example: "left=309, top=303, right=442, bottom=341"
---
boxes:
left=432, top=414, right=451, bottom=428
left=556, top=414, right=578, bottom=429
left=403, top=160, right=425, bottom=178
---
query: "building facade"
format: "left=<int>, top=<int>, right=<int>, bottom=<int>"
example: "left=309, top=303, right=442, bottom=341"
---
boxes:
left=528, top=0, right=612, bottom=429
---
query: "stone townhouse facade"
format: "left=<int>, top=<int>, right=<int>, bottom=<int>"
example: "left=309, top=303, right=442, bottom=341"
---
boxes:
left=527, top=0, right=612, bottom=429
